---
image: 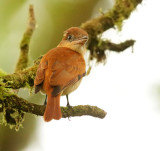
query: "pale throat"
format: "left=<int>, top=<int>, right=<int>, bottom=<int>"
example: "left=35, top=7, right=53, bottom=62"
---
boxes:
left=57, top=40, right=86, bottom=56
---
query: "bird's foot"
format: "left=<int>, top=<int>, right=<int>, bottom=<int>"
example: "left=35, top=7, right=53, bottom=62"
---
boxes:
left=67, top=102, right=72, bottom=108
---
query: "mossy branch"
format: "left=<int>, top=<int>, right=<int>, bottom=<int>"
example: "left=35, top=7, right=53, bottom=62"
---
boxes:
left=88, top=38, right=135, bottom=61
left=2, top=61, right=39, bottom=89
left=15, top=4, right=36, bottom=72
left=99, top=39, right=135, bottom=52
left=0, top=85, right=106, bottom=130
left=81, top=0, right=142, bottom=62
left=81, top=0, right=142, bottom=37
left=0, top=88, right=106, bottom=119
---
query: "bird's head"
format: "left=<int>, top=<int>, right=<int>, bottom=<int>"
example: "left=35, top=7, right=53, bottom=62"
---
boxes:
left=57, top=27, right=89, bottom=55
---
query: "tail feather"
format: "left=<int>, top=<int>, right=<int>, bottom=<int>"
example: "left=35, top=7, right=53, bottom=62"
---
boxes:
left=44, top=93, right=62, bottom=122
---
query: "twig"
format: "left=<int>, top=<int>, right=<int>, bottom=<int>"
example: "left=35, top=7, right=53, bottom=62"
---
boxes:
left=99, top=39, right=135, bottom=52
left=15, top=4, right=36, bottom=72
left=88, top=38, right=136, bottom=62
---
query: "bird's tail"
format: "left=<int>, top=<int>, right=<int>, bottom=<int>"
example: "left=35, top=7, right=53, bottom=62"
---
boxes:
left=44, top=93, right=62, bottom=122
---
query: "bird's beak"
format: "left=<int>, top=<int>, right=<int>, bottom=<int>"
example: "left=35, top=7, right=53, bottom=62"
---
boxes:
left=81, top=36, right=88, bottom=40
left=74, top=36, right=88, bottom=45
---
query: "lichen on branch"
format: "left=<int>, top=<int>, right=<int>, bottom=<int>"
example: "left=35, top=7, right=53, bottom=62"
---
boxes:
left=81, top=0, right=142, bottom=62
left=81, top=0, right=142, bottom=36
left=0, top=87, right=106, bottom=130
left=15, top=4, right=36, bottom=72
left=2, top=62, right=39, bottom=89
left=0, top=91, right=107, bottom=119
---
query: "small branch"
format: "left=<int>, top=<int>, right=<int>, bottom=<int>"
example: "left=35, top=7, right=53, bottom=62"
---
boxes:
left=99, top=39, right=135, bottom=52
left=88, top=38, right=135, bottom=62
left=61, top=105, right=106, bottom=119
left=15, top=4, right=36, bottom=72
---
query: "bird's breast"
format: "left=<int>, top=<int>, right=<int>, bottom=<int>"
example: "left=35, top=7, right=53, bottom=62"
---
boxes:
left=62, top=79, right=82, bottom=96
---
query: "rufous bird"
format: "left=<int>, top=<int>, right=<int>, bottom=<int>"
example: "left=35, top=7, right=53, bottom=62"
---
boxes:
left=34, top=27, right=88, bottom=122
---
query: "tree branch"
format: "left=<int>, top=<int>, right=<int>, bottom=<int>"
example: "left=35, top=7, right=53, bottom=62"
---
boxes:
left=15, top=4, right=36, bottom=72
left=0, top=88, right=106, bottom=129
left=88, top=38, right=135, bottom=62
left=0, top=92, right=106, bottom=119
left=81, top=0, right=142, bottom=36
left=2, top=62, right=39, bottom=89
left=99, top=39, right=135, bottom=52
left=81, top=0, right=142, bottom=62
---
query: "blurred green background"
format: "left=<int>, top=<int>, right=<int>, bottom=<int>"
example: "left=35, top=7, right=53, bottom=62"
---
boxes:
left=0, top=0, right=113, bottom=150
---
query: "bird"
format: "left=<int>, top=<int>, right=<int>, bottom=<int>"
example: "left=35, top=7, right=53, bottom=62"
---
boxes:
left=34, top=27, right=88, bottom=122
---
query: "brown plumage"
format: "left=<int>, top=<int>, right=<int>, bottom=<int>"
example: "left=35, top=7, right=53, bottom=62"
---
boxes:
left=34, top=27, right=88, bottom=122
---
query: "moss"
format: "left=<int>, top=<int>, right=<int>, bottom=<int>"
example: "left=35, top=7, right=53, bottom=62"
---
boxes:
left=0, top=86, right=25, bottom=131
left=2, top=106, right=25, bottom=131
left=81, top=0, right=142, bottom=63
left=108, top=0, right=136, bottom=31
left=1, top=63, right=38, bottom=89
left=0, top=69, right=7, bottom=77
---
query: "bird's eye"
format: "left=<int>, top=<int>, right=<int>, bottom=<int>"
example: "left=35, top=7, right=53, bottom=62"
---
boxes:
left=67, top=35, right=73, bottom=41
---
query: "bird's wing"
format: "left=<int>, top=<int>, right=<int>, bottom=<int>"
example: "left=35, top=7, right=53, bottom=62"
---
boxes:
left=34, top=59, right=48, bottom=93
left=49, top=48, right=86, bottom=96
